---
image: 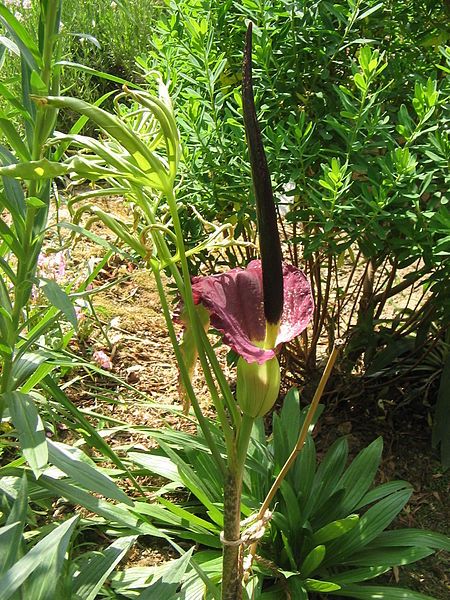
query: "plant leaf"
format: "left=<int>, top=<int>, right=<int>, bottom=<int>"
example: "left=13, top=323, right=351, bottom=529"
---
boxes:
left=39, top=279, right=78, bottom=329
left=300, top=545, right=326, bottom=577
left=2, top=474, right=28, bottom=569
left=371, top=529, right=450, bottom=552
left=305, top=437, right=348, bottom=520
left=0, top=118, right=30, bottom=161
left=128, top=452, right=183, bottom=484
left=313, top=515, right=359, bottom=545
left=12, top=350, right=50, bottom=388
left=354, top=481, right=412, bottom=510
left=0, top=4, right=40, bottom=71
left=336, top=438, right=383, bottom=514
left=138, top=548, right=194, bottom=599
left=324, top=488, right=413, bottom=563
left=6, top=391, right=48, bottom=477
left=329, top=584, right=436, bottom=599
left=0, top=157, right=68, bottom=180
left=0, top=522, right=22, bottom=573
left=330, top=566, right=391, bottom=585
left=47, top=440, right=133, bottom=505
left=72, top=536, right=137, bottom=600
left=41, top=377, right=142, bottom=493
left=340, top=546, right=434, bottom=567
left=38, top=475, right=165, bottom=539
left=0, top=516, right=78, bottom=600
left=304, top=578, right=340, bottom=592
left=432, top=351, right=450, bottom=468
left=157, top=440, right=224, bottom=527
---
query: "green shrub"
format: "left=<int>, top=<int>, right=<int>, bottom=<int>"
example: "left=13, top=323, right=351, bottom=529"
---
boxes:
left=0, top=0, right=162, bottom=130
left=140, top=1, right=450, bottom=462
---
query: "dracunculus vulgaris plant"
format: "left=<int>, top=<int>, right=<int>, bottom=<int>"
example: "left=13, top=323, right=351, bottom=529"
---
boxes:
left=0, top=22, right=330, bottom=598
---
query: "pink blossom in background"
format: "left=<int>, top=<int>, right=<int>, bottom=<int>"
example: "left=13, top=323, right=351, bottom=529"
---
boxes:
left=74, top=304, right=86, bottom=323
left=37, top=252, right=67, bottom=283
left=93, top=350, right=113, bottom=370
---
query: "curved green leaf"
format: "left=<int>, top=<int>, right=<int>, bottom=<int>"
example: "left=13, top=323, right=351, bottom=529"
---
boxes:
left=72, top=536, right=137, bottom=600
left=325, top=488, right=413, bottom=563
left=313, top=515, right=360, bottom=545
left=39, top=279, right=78, bottom=329
left=331, top=566, right=390, bottom=585
left=0, top=516, right=78, bottom=600
left=0, top=4, right=40, bottom=71
left=44, top=96, right=168, bottom=184
left=0, top=522, right=22, bottom=573
left=12, top=351, right=50, bottom=389
left=304, top=578, right=340, bottom=592
left=47, top=440, right=132, bottom=505
left=355, top=481, right=412, bottom=510
left=336, top=438, right=383, bottom=514
left=303, top=437, right=348, bottom=522
left=0, top=157, right=67, bottom=180
left=138, top=548, right=194, bottom=599
left=300, top=545, right=326, bottom=577
left=38, top=476, right=164, bottom=539
left=6, top=391, right=48, bottom=477
left=329, top=584, right=436, bottom=599
left=340, top=546, right=434, bottom=567
left=371, top=529, right=450, bottom=552
left=0, top=118, right=30, bottom=161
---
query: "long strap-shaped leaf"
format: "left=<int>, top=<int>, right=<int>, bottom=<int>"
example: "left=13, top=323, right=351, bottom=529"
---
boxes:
left=0, top=515, right=78, bottom=600
left=41, top=96, right=169, bottom=187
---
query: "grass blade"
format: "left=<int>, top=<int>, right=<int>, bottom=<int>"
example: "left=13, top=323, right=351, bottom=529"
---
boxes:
left=138, top=547, right=194, bottom=599
left=329, top=584, right=436, bottom=599
left=47, top=440, right=133, bottom=505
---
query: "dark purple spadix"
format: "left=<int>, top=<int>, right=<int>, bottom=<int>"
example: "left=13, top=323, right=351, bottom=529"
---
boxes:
left=242, top=22, right=283, bottom=327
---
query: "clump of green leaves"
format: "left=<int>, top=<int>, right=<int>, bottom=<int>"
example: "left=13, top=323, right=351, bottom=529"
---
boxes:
left=124, top=389, right=450, bottom=599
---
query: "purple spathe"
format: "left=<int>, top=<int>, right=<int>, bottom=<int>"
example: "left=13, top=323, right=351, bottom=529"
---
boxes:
left=191, top=260, right=314, bottom=365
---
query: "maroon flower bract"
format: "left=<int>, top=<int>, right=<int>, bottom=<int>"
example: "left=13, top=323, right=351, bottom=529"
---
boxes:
left=191, top=260, right=314, bottom=365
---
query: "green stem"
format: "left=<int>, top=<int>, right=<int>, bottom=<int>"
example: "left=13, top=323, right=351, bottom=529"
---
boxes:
left=33, top=0, right=60, bottom=156
left=136, top=188, right=240, bottom=431
left=141, top=203, right=235, bottom=452
left=0, top=1, right=60, bottom=417
left=86, top=296, right=112, bottom=351
left=236, top=413, right=254, bottom=472
left=198, top=326, right=241, bottom=427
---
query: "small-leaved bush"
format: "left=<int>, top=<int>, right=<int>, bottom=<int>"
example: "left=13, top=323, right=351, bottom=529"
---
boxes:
left=142, top=0, right=450, bottom=464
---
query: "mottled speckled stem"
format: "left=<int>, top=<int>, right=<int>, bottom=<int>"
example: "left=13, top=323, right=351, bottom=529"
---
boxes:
left=221, top=468, right=243, bottom=600
left=221, top=415, right=254, bottom=599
